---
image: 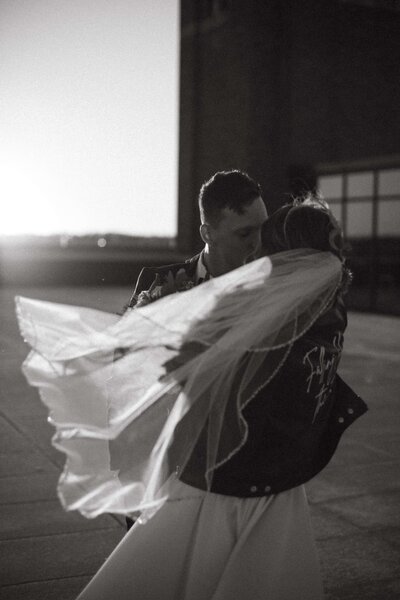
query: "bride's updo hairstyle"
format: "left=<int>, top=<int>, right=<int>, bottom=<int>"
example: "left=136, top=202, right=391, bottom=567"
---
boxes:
left=262, top=194, right=352, bottom=291
left=262, top=195, right=346, bottom=259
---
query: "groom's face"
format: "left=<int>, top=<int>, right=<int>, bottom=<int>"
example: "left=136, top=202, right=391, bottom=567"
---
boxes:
left=209, top=196, right=267, bottom=272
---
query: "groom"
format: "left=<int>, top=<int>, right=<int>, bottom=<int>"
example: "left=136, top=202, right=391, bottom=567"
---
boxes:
left=123, top=170, right=267, bottom=530
left=125, top=170, right=268, bottom=309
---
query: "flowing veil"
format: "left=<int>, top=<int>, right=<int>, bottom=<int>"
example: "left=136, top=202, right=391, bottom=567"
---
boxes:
left=16, top=249, right=343, bottom=521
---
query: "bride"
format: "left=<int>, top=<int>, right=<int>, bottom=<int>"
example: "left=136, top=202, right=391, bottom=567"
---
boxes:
left=17, top=198, right=367, bottom=599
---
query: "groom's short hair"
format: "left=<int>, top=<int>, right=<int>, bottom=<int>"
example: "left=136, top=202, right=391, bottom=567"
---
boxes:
left=199, top=170, right=262, bottom=226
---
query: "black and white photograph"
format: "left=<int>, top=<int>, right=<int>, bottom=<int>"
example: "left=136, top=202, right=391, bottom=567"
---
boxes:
left=0, top=1, right=399, bottom=599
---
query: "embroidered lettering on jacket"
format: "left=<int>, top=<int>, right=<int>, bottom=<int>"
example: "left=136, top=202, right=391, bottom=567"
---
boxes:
left=302, top=333, right=343, bottom=423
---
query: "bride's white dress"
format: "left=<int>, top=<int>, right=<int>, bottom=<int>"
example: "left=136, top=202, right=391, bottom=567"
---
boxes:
left=16, top=251, right=343, bottom=600
left=77, top=480, right=323, bottom=600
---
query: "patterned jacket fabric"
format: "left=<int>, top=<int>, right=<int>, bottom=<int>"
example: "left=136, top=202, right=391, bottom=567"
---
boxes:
left=127, top=254, right=201, bottom=309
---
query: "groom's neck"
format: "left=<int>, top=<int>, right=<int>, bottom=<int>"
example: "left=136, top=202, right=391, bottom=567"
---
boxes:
left=203, top=247, right=230, bottom=278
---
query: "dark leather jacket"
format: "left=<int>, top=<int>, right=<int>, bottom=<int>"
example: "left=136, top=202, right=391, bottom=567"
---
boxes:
left=180, top=296, right=368, bottom=497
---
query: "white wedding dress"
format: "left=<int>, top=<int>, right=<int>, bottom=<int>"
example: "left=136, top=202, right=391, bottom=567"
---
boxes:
left=77, top=480, right=323, bottom=600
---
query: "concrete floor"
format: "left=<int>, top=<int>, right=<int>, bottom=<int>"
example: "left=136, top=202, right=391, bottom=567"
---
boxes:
left=0, top=285, right=399, bottom=600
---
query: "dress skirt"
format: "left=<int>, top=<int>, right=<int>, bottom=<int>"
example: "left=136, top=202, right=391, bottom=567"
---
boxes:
left=77, top=480, right=324, bottom=600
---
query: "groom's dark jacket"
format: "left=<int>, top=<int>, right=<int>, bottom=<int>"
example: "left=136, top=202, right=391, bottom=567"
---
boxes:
left=126, top=255, right=368, bottom=498
left=126, top=253, right=201, bottom=309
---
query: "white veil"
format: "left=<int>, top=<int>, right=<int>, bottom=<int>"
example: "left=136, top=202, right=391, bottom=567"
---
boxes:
left=16, top=249, right=343, bottom=521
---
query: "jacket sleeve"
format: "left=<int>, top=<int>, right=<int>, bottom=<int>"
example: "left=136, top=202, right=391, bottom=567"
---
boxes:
left=123, top=268, right=158, bottom=311
left=121, top=257, right=198, bottom=313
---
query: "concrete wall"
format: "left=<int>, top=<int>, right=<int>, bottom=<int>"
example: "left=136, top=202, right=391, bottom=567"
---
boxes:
left=178, top=0, right=400, bottom=251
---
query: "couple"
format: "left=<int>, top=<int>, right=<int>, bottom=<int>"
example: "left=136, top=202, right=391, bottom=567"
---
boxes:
left=17, top=170, right=367, bottom=599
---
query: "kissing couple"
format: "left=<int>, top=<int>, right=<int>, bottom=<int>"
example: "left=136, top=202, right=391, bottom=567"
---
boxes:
left=18, top=170, right=367, bottom=600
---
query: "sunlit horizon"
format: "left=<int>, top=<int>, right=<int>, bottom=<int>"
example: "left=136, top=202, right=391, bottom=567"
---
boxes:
left=0, top=0, right=179, bottom=238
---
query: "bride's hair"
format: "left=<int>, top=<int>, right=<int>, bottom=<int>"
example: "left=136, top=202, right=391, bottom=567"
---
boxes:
left=262, top=194, right=352, bottom=291
left=262, top=194, right=346, bottom=258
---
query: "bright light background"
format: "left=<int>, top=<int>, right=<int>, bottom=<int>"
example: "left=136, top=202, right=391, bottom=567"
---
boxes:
left=0, top=0, right=179, bottom=237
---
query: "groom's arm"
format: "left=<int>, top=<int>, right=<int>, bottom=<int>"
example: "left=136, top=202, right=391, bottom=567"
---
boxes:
left=123, top=267, right=159, bottom=312
left=123, top=261, right=194, bottom=312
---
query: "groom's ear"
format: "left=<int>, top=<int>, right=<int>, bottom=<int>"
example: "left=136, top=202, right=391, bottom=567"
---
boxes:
left=200, top=223, right=212, bottom=245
